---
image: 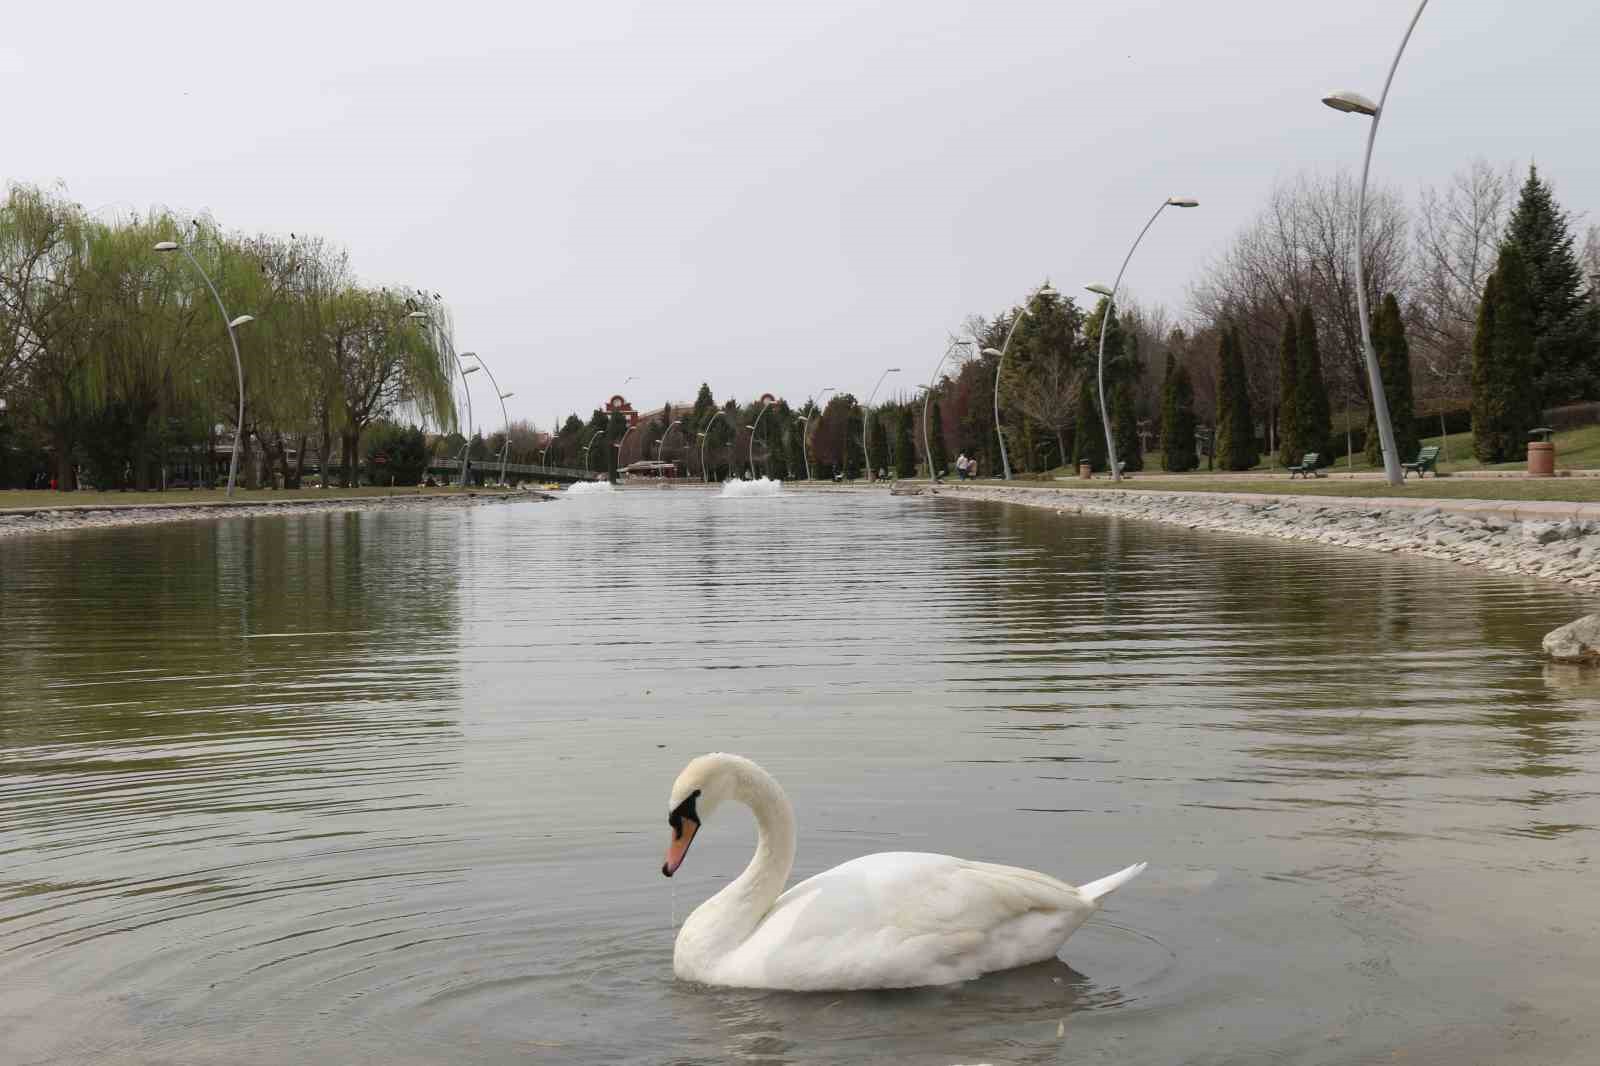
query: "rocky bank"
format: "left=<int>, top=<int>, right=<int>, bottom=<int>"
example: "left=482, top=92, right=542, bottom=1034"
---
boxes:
left=0, top=490, right=546, bottom=540
left=944, top=484, right=1600, bottom=592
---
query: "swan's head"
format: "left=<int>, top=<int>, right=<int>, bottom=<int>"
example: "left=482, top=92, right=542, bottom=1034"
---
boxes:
left=661, top=753, right=738, bottom=877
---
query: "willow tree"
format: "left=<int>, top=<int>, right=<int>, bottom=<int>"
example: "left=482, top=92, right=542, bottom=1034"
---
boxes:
left=0, top=185, right=97, bottom=488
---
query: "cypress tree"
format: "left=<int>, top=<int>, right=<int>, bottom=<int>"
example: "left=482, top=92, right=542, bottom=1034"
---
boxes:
left=786, top=422, right=807, bottom=479
left=894, top=410, right=917, bottom=477
left=1505, top=165, right=1597, bottom=405
left=1072, top=378, right=1107, bottom=471
left=1472, top=246, right=1542, bottom=462
left=1215, top=327, right=1258, bottom=470
left=866, top=410, right=890, bottom=477
left=926, top=401, right=949, bottom=478
left=1160, top=352, right=1199, bottom=471
left=1295, top=306, right=1332, bottom=463
left=1364, top=293, right=1420, bottom=466
left=1277, top=312, right=1301, bottom=466
left=1111, top=382, right=1141, bottom=472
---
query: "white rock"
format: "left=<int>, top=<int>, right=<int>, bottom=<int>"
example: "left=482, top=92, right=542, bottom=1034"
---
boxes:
left=1543, top=614, right=1600, bottom=663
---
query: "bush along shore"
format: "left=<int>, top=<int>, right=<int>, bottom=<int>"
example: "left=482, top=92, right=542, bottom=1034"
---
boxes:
left=946, top=484, right=1600, bottom=591
left=0, top=489, right=546, bottom=540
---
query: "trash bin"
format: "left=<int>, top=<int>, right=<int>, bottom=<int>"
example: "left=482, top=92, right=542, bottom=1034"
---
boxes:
left=1528, top=427, right=1555, bottom=476
left=1078, top=462, right=1093, bottom=480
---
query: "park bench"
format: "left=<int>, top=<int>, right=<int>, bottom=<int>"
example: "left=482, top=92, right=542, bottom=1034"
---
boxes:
left=1287, top=452, right=1325, bottom=479
left=1401, top=445, right=1440, bottom=479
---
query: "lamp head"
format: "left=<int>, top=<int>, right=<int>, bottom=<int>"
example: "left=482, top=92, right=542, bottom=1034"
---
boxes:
left=500, top=391, right=514, bottom=400
left=153, top=241, right=179, bottom=252
left=1322, top=91, right=1379, bottom=117
left=461, top=366, right=480, bottom=376
left=1086, top=283, right=1114, bottom=297
left=406, top=310, right=429, bottom=320
left=1166, top=197, right=1200, bottom=208
left=228, top=314, right=255, bottom=329
left=981, top=347, right=1002, bottom=357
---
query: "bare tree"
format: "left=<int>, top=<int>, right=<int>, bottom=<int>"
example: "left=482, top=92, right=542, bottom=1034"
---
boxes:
left=1411, top=159, right=1513, bottom=425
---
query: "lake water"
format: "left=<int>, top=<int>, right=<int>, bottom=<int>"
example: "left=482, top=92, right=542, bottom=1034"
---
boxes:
left=2, top=486, right=1598, bottom=1065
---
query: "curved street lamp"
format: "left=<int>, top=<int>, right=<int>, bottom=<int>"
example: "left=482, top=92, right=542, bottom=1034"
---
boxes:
left=465, top=352, right=513, bottom=486
left=800, top=386, right=836, bottom=481
left=656, top=418, right=684, bottom=473
left=747, top=401, right=774, bottom=479
left=698, top=410, right=732, bottom=482
left=1087, top=197, right=1199, bottom=482
left=154, top=239, right=254, bottom=495
left=613, top=423, right=640, bottom=481
left=1321, top=0, right=1427, bottom=487
left=583, top=427, right=608, bottom=472
left=920, top=340, right=971, bottom=480
left=860, top=368, right=901, bottom=482
left=456, top=358, right=481, bottom=487
left=983, top=282, right=1058, bottom=480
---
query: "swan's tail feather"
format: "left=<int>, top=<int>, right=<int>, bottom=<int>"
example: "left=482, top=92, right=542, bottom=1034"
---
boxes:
left=1079, top=862, right=1147, bottom=903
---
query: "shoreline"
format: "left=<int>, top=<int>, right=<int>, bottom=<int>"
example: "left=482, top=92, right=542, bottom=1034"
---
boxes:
left=928, top=483, right=1600, bottom=591
left=0, top=489, right=549, bottom=540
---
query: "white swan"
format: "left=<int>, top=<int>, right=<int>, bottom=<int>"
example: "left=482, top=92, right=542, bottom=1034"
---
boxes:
left=661, top=753, right=1146, bottom=990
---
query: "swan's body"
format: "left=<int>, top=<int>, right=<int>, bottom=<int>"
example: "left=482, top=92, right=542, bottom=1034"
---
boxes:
left=661, top=753, right=1145, bottom=990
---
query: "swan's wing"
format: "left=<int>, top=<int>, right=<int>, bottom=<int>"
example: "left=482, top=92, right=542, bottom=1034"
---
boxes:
left=722, top=852, right=1095, bottom=989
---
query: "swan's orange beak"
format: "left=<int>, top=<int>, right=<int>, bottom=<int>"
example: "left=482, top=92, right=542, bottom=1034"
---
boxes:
left=662, top=817, right=698, bottom=877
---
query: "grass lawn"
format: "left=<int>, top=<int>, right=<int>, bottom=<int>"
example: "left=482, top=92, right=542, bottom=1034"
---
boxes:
left=1032, top=478, right=1600, bottom=503
left=0, top=485, right=514, bottom=512
left=1031, top=424, right=1600, bottom=483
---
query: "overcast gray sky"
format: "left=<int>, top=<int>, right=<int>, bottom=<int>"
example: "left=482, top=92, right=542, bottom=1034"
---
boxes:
left=6, top=1, right=1597, bottom=429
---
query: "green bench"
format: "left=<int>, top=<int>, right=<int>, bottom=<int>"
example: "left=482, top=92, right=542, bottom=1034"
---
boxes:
left=1287, top=452, right=1326, bottom=479
left=1402, top=445, right=1441, bottom=479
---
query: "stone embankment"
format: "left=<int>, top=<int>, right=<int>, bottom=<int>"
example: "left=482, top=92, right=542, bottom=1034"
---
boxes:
left=0, top=490, right=546, bottom=540
left=946, top=484, right=1600, bottom=591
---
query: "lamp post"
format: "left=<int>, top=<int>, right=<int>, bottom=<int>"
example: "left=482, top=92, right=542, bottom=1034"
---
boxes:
left=861, top=367, right=901, bottom=482
left=656, top=418, right=684, bottom=476
left=983, top=282, right=1058, bottom=480
left=465, top=352, right=513, bottom=486
left=456, top=358, right=481, bottom=487
left=154, top=239, right=255, bottom=496
left=747, top=401, right=774, bottom=479
left=1086, top=197, right=1199, bottom=482
left=1321, top=1, right=1427, bottom=487
left=699, top=410, right=731, bottom=482
left=613, top=423, right=639, bottom=481
left=584, top=428, right=608, bottom=472
left=920, top=340, right=970, bottom=480
left=803, top=386, right=835, bottom=481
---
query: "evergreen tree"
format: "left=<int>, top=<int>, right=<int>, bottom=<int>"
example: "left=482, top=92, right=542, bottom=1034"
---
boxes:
left=1277, top=312, right=1301, bottom=466
left=1215, top=327, right=1258, bottom=470
left=1364, top=293, right=1420, bottom=466
left=1295, top=306, right=1332, bottom=463
left=1505, top=165, right=1598, bottom=404
left=1160, top=352, right=1199, bottom=471
left=605, top=410, right=625, bottom=482
left=1072, top=378, right=1107, bottom=471
left=866, top=410, right=890, bottom=476
left=690, top=382, right=716, bottom=435
left=926, top=400, right=950, bottom=478
left=786, top=422, right=807, bottom=479
left=894, top=409, right=917, bottom=477
left=1472, top=246, right=1542, bottom=462
left=1111, top=382, right=1141, bottom=472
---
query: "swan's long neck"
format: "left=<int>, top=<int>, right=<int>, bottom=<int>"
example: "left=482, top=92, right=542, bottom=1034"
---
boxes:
left=690, top=758, right=796, bottom=953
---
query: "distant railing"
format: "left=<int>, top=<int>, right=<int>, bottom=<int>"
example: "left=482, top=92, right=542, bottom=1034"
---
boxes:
left=430, top=458, right=592, bottom=479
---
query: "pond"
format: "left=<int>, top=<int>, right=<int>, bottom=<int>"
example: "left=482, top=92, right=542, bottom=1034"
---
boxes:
left=2, top=487, right=1597, bottom=1064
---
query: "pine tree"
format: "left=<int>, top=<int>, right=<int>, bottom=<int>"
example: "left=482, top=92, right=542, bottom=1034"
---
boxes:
left=1072, top=378, right=1106, bottom=471
left=1160, top=353, right=1199, bottom=471
left=926, top=401, right=950, bottom=478
left=866, top=410, right=890, bottom=477
left=1111, top=382, right=1141, bottom=472
left=894, top=410, right=917, bottom=477
left=1472, top=246, right=1542, bottom=462
left=1364, top=293, right=1420, bottom=466
left=1295, top=306, right=1332, bottom=463
left=691, top=383, right=716, bottom=434
left=1505, top=165, right=1598, bottom=405
left=1215, top=327, right=1258, bottom=470
left=1277, top=312, right=1301, bottom=466
left=786, top=422, right=807, bottom=479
